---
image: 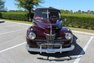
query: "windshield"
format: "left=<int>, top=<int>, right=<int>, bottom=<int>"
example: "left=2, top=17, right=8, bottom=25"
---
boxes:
left=33, top=9, right=61, bottom=29
left=34, top=10, right=47, bottom=19
left=34, top=10, right=60, bottom=20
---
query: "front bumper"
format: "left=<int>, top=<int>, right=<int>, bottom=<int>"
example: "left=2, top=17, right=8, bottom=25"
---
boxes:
left=26, top=43, right=75, bottom=53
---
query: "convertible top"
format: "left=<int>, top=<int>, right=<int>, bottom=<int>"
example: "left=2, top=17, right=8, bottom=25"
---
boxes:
left=35, top=8, right=60, bottom=12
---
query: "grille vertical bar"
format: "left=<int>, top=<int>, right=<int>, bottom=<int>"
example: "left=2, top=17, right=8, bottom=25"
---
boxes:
left=45, top=34, right=55, bottom=42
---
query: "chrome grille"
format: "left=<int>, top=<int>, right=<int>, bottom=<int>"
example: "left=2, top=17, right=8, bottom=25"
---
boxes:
left=41, top=43, right=61, bottom=49
left=45, top=34, right=55, bottom=42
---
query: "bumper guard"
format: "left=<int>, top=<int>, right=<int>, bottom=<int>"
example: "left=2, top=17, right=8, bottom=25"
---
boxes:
left=26, top=43, right=75, bottom=53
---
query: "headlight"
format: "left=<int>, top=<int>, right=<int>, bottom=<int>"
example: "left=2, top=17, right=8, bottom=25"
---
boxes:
left=28, top=32, right=36, bottom=40
left=65, top=33, right=73, bottom=40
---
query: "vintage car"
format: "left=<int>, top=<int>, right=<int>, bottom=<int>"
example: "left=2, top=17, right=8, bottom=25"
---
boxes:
left=26, top=8, right=75, bottom=54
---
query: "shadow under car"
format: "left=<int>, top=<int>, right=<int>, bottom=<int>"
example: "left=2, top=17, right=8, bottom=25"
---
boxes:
left=29, top=34, right=85, bottom=61
left=38, top=44, right=84, bottom=61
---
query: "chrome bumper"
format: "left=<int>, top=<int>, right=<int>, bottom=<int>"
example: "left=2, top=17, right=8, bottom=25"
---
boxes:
left=26, top=43, right=75, bottom=53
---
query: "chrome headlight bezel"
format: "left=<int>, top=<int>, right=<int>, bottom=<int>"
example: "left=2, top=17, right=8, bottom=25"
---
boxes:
left=28, top=32, right=36, bottom=40
left=65, top=33, right=73, bottom=40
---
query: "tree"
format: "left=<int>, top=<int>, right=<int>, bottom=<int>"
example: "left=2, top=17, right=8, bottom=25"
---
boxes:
left=15, top=0, right=42, bottom=21
left=77, top=10, right=82, bottom=14
left=61, top=10, right=73, bottom=14
left=49, top=6, right=54, bottom=9
left=0, top=0, right=5, bottom=11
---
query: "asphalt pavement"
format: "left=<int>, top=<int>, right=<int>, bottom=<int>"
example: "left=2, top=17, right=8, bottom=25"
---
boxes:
left=0, top=21, right=94, bottom=63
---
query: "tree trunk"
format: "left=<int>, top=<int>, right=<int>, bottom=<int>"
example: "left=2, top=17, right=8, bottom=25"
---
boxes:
left=28, top=9, right=32, bottom=22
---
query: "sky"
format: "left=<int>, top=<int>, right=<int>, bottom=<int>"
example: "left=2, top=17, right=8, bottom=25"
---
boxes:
left=5, top=0, right=94, bottom=11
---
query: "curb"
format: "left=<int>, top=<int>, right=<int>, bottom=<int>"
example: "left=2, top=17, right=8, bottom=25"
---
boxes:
left=73, top=30, right=94, bottom=36
left=2, top=20, right=94, bottom=36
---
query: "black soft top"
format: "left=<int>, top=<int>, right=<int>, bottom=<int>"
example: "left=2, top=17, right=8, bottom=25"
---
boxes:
left=35, top=8, right=60, bottom=12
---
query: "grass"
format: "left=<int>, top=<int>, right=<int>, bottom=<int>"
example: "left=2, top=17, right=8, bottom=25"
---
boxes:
left=1, top=12, right=27, bottom=14
left=62, top=13, right=94, bottom=18
left=0, top=18, right=94, bottom=34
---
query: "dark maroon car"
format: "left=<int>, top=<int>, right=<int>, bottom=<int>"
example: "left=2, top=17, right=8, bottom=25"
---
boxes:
left=26, top=8, right=75, bottom=54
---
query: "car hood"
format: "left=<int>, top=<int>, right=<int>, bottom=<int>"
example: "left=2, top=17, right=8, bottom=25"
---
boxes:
left=34, top=20, right=56, bottom=29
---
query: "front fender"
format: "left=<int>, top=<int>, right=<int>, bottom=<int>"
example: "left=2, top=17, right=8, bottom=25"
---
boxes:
left=60, top=27, right=72, bottom=33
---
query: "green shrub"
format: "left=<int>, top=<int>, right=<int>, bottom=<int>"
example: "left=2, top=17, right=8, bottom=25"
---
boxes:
left=1, top=12, right=28, bottom=21
left=0, top=12, right=2, bottom=18
left=0, top=12, right=94, bottom=30
left=61, top=14, right=94, bottom=30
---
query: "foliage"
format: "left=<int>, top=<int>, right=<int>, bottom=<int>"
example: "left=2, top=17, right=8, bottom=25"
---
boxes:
left=62, top=14, right=94, bottom=30
left=0, top=0, right=5, bottom=11
left=0, top=12, right=2, bottom=18
left=15, top=0, right=42, bottom=21
left=0, top=11, right=94, bottom=30
left=61, top=9, right=94, bottom=14
left=15, top=0, right=42, bottom=9
left=8, top=10, right=24, bottom=12
left=0, top=12, right=28, bottom=21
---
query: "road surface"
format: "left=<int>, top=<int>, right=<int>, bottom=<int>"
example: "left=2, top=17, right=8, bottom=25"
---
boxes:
left=0, top=21, right=94, bottom=63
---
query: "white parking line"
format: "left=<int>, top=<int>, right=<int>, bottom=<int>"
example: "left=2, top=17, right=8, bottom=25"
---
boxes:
left=0, top=29, right=25, bottom=35
left=0, top=42, right=26, bottom=53
left=73, top=36, right=94, bottom=63
left=6, top=21, right=31, bottom=26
